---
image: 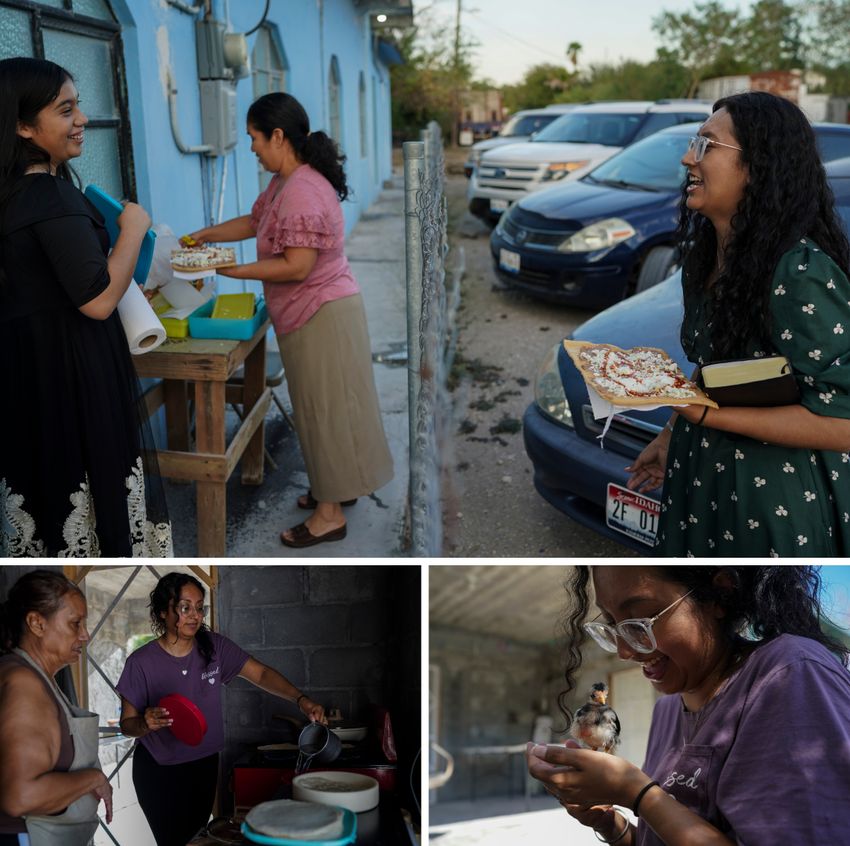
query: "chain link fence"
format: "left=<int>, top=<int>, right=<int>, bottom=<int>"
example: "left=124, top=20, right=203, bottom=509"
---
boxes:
left=404, top=123, right=463, bottom=557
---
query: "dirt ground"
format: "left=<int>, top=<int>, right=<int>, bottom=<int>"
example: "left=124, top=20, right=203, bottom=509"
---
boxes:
left=438, top=147, right=636, bottom=558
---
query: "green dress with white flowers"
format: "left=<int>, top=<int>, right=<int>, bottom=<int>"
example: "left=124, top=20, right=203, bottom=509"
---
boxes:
left=657, top=238, right=850, bottom=557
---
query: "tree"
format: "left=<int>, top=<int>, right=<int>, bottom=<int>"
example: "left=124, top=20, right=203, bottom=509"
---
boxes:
left=502, top=63, right=575, bottom=112
left=566, top=42, right=582, bottom=73
left=741, top=0, right=804, bottom=71
left=386, top=7, right=477, bottom=141
left=652, top=1, right=745, bottom=96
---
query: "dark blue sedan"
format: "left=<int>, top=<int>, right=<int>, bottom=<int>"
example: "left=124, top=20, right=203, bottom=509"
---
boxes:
left=490, top=124, right=694, bottom=308
left=494, top=121, right=850, bottom=309
left=523, top=154, right=850, bottom=552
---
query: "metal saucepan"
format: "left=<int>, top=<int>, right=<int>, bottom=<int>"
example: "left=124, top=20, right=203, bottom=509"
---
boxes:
left=295, top=722, right=342, bottom=774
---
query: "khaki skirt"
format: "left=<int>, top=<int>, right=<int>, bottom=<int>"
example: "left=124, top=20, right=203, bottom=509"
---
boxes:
left=278, top=294, right=394, bottom=503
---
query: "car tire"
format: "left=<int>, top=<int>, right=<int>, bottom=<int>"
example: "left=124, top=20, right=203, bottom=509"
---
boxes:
left=636, top=246, right=678, bottom=293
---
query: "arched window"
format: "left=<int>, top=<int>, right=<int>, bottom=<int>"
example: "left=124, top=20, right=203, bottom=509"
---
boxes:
left=359, top=72, right=368, bottom=159
left=252, top=24, right=287, bottom=100
left=252, top=25, right=288, bottom=189
left=328, top=55, right=342, bottom=145
left=0, top=0, right=134, bottom=200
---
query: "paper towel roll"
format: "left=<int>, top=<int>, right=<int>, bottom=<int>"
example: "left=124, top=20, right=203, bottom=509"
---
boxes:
left=118, top=281, right=166, bottom=355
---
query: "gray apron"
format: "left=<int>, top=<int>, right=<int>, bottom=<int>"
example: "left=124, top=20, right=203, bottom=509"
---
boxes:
left=13, top=649, right=101, bottom=846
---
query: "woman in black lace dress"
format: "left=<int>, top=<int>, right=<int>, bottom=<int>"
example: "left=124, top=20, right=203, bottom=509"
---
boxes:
left=0, top=57, right=172, bottom=557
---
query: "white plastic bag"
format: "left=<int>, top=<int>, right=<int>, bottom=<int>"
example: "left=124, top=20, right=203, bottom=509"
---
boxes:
left=144, top=223, right=182, bottom=291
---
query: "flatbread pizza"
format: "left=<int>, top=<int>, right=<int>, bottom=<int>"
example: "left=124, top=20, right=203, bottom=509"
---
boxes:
left=563, top=340, right=718, bottom=409
left=244, top=799, right=345, bottom=841
left=170, top=246, right=236, bottom=272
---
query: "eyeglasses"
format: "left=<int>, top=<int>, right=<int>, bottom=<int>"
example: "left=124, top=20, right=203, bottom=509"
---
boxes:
left=175, top=601, right=209, bottom=618
left=583, top=590, right=694, bottom=654
left=687, top=135, right=742, bottom=162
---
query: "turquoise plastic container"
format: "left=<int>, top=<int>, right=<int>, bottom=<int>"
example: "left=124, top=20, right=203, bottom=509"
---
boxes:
left=240, top=808, right=356, bottom=845
left=189, top=296, right=268, bottom=340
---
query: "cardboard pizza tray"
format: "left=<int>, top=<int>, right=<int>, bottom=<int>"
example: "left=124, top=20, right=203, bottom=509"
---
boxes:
left=563, top=340, right=718, bottom=409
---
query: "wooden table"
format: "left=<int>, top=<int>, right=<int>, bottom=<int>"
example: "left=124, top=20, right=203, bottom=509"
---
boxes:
left=134, top=321, right=271, bottom=557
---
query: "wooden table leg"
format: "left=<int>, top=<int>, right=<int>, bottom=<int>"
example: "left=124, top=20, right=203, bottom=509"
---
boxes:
left=163, top=379, right=189, bottom=452
left=241, top=333, right=267, bottom=486
left=194, top=380, right=227, bottom=557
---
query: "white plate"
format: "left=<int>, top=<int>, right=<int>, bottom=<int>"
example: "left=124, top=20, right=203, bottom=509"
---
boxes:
left=292, top=771, right=379, bottom=813
left=605, top=482, right=660, bottom=547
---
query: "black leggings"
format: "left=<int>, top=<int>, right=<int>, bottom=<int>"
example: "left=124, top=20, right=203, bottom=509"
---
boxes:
left=132, top=742, right=218, bottom=846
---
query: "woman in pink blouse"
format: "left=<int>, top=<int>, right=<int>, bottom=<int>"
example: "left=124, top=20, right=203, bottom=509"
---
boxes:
left=187, top=93, right=393, bottom=548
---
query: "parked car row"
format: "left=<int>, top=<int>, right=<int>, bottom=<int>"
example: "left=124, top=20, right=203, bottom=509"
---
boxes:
left=463, top=104, right=577, bottom=178
left=521, top=150, right=850, bottom=552
left=468, top=100, right=713, bottom=221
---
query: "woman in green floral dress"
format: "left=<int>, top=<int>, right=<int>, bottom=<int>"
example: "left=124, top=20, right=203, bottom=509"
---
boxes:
left=627, top=92, right=850, bottom=556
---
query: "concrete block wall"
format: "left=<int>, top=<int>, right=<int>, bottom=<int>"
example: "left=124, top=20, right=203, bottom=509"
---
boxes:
left=217, top=565, right=420, bottom=803
left=429, top=626, right=563, bottom=803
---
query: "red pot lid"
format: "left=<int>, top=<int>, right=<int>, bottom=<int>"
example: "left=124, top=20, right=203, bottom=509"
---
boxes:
left=158, top=693, right=208, bottom=746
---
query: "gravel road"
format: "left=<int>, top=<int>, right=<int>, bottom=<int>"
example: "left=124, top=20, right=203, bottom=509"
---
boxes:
left=440, top=150, right=637, bottom=558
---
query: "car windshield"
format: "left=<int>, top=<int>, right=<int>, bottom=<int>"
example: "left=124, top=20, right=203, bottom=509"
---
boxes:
left=533, top=112, right=645, bottom=146
left=584, top=132, right=691, bottom=191
left=500, top=113, right=562, bottom=137
left=816, top=130, right=850, bottom=163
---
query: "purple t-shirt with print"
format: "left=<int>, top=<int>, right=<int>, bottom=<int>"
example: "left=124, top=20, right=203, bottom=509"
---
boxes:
left=116, top=631, right=250, bottom=765
left=638, top=633, right=850, bottom=845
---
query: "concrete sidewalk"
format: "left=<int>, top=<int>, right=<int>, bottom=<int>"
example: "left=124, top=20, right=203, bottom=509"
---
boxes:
left=165, top=175, right=410, bottom=558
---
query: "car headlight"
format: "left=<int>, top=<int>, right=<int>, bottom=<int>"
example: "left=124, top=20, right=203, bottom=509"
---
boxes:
left=558, top=217, right=636, bottom=253
left=470, top=150, right=482, bottom=166
left=542, top=160, right=590, bottom=181
left=534, top=343, right=574, bottom=427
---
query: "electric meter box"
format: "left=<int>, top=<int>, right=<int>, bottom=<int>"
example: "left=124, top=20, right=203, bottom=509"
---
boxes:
left=199, top=79, right=237, bottom=157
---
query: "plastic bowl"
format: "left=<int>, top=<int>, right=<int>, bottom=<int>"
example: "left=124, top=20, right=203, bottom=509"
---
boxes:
left=291, top=771, right=379, bottom=813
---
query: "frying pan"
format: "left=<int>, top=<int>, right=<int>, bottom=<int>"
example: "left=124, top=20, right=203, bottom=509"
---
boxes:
left=158, top=693, right=208, bottom=746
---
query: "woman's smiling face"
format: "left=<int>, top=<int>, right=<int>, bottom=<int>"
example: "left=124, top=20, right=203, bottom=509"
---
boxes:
left=17, top=78, right=87, bottom=169
left=162, top=582, right=206, bottom=640
left=591, top=567, right=731, bottom=711
left=681, top=107, right=749, bottom=235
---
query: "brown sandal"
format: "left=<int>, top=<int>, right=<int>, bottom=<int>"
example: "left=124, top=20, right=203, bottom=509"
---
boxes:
left=297, top=490, right=358, bottom=510
left=280, top=522, right=347, bottom=548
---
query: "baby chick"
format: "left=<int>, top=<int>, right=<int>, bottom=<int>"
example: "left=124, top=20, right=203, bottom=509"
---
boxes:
left=569, top=682, right=621, bottom=753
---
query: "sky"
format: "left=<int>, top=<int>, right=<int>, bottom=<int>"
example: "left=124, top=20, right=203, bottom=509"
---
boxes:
left=428, top=0, right=757, bottom=87
left=821, top=565, right=850, bottom=631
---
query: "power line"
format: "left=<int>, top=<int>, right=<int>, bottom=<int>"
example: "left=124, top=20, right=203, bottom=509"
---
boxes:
left=464, top=8, right=569, bottom=65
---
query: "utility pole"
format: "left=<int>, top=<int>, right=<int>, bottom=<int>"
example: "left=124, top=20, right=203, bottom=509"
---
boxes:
left=452, top=0, right=461, bottom=147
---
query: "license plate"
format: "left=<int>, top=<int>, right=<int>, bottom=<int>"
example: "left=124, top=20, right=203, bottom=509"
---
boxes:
left=499, top=248, right=520, bottom=274
left=490, top=199, right=509, bottom=212
left=606, top=483, right=660, bottom=547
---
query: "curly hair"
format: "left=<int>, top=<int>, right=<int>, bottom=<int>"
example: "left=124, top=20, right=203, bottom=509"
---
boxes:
left=557, top=565, right=849, bottom=724
left=247, top=92, right=349, bottom=201
left=148, top=572, right=213, bottom=666
left=0, top=569, right=84, bottom=653
left=676, top=91, right=850, bottom=359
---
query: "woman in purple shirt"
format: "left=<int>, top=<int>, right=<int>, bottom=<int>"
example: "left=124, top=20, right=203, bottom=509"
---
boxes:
left=527, top=566, right=850, bottom=845
left=186, top=92, right=393, bottom=550
left=116, top=572, right=326, bottom=846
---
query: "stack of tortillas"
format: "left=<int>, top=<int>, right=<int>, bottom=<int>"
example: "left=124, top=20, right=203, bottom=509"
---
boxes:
left=245, top=799, right=345, bottom=842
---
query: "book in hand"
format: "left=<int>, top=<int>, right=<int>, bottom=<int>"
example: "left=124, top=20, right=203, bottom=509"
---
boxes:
left=700, top=355, right=799, bottom=406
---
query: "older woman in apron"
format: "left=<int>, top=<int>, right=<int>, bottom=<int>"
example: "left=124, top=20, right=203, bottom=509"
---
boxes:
left=0, top=571, right=110, bottom=846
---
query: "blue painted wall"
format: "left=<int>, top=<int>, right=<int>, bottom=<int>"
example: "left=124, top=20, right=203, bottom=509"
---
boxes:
left=109, top=0, right=394, bottom=296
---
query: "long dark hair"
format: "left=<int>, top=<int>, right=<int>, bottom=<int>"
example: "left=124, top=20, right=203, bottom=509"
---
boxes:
left=148, top=573, right=214, bottom=666
left=0, top=569, right=85, bottom=653
left=558, top=565, right=849, bottom=722
left=677, top=91, right=850, bottom=359
left=247, top=92, right=349, bottom=201
left=0, top=57, right=76, bottom=215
